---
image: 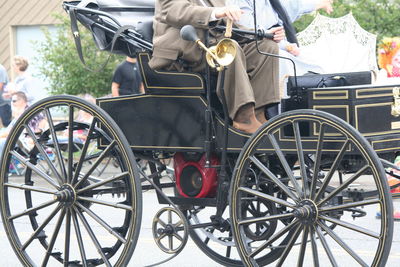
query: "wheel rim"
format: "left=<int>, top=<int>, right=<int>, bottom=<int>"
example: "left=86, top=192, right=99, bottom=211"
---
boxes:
left=0, top=96, right=142, bottom=266
left=230, top=110, right=393, bottom=267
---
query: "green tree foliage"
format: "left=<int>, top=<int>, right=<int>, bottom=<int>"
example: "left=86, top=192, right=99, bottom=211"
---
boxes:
left=294, top=0, right=400, bottom=42
left=36, top=14, right=123, bottom=97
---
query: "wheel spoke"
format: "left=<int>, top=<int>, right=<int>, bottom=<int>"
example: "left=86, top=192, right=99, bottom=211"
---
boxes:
left=67, top=106, right=74, bottom=184
left=42, top=209, right=66, bottom=267
left=9, top=199, right=58, bottom=220
left=74, top=140, right=117, bottom=189
left=74, top=206, right=112, bottom=267
left=64, top=208, right=71, bottom=267
left=22, top=205, right=62, bottom=250
left=77, top=171, right=129, bottom=194
left=71, top=117, right=98, bottom=185
left=268, top=133, right=303, bottom=197
left=315, top=139, right=350, bottom=202
left=156, top=233, right=167, bottom=242
left=238, top=212, right=294, bottom=226
left=75, top=202, right=127, bottom=243
left=319, top=215, right=380, bottom=238
left=173, top=233, right=183, bottom=242
left=315, top=225, right=338, bottom=267
left=238, top=187, right=296, bottom=209
left=249, top=155, right=299, bottom=202
left=77, top=196, right=133, bottom=210
left=311, top=123, right=326, bottom=199
left=318, top=221, right=369, bottom=267
left=4, top=182, right=57, bottom=195
left=318, top=165, right=370, bottom=206
left=168, top=209, right=172, bottom=224
left=71, top=209, right=88, bottom=267
left=276, top=224, right=302, bottom=267
left=249, top=219, right=299, bottom=258
left=45, top=108, right=67, bottom=180
left=309, top=227, right=320, bottom=267
left=24, top=124, right=64, bottom=185
left=293, top=121, right=308, bottom=198
left=297, top=226, right=309, bottom=267
left=174, top=219, right=184, bottom=228
left=168, top=235, right=173, bottom=250
left=319, top=198, right=380, bottom=213
left=156, top=218, right=167, bottom=228
left=11, top=151, right=59, bottom=189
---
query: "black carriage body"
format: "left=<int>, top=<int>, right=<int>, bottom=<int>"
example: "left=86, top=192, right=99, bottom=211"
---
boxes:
left=307, top=84, right=400, bottom=153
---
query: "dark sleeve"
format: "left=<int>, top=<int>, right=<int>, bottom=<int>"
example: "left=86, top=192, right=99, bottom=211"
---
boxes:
left=135, top=62, right=143, bottom=84
left=112, top=65, right=123, bottom=84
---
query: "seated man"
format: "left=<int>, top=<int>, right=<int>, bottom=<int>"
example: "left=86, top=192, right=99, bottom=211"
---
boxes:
left=149, top=0, right=283, bottom=133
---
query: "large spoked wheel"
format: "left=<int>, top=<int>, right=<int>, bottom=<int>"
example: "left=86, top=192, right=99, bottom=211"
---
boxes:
left=230, top=110, right=393, bottom=267
left=0, top=96, right=142, bottom=266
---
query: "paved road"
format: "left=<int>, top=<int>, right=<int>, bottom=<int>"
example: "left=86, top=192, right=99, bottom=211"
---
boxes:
left=1, top=188, right=399, bottom=266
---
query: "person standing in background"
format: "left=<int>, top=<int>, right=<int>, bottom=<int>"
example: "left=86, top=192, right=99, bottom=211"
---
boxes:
left=111, top=56, right=144, bottom=97
left=0, top=64, right=11, bottom=127
left=4, top=56, right=38, bottom=105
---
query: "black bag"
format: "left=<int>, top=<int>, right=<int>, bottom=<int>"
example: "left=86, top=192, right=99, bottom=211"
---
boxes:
left=284, top=71, right=372, bottom=110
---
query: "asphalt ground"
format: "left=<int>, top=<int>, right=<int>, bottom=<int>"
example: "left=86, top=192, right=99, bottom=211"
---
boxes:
left=0, top=188, right=399, bottom=266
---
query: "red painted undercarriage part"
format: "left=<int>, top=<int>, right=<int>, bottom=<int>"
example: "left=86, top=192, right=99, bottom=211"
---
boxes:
left=174, top=153, right=219, bottom=198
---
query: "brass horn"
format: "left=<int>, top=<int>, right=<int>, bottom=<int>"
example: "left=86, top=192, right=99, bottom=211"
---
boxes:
left=205, top=38, right=237, bottom=71
left=180, top=25, right=237, bottom=72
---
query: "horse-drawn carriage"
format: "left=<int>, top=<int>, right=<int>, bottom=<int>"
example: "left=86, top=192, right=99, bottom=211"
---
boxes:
left=0, top=1, right=398, bottom=266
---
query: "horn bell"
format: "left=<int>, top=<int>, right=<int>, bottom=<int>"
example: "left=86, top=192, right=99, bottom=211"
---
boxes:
left=206, top=38, right=237, bottom=71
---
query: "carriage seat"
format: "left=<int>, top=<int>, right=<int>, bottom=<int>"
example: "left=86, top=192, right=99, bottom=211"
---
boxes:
left=77, top=0, right=206, bottom=95
left=137, top=53, right=206, bottom=95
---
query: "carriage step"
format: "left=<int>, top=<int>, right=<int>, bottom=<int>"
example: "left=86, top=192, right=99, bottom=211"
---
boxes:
left=65, top=261, right=80, bottom=267
left=36, top=230, right=47, bottom=239
left=50, top=251, right=62, bottom=258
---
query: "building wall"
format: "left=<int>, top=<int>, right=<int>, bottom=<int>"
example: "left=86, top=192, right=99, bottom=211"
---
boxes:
left=0, top=0, right=64, bottom=72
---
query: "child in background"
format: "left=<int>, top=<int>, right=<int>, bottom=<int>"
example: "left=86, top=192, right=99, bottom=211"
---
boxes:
left=376, top=37, right=400, bottom=220
left=378, top=37, right=400, bottom=78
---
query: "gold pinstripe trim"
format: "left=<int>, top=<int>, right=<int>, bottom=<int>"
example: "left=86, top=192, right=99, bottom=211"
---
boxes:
left=98, top=95, right=209, bottom=149
left=312, top=90, right=348, bottom=100
left=138, top=53, right=204, bottom=90
left=354, top=102, right=400, bottom=136
left=313, top=105, right=349, bottom=136
left=356, top=87, right=393, bottom=99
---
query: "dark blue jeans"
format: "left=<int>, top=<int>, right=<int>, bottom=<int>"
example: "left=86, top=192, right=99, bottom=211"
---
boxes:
left=0, top=103, right=11, bottom=127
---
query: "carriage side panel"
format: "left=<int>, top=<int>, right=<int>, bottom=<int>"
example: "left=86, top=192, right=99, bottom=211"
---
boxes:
left=98, top=95, right=207, bottom=151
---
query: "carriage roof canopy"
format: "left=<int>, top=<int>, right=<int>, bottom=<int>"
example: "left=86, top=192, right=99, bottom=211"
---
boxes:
left=297, top=13, right=378, bottom=73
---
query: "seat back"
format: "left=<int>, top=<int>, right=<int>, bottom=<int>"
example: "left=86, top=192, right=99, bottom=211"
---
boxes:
left=137, top=53, right=206, bottom=95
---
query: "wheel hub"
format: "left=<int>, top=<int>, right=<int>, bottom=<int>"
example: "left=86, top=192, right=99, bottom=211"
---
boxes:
left=54, top=184, right=76, bottom=207
left=294, top=199, right=318, bottom=223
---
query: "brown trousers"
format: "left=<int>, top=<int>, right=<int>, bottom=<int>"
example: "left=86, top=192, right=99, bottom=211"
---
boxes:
left=217, top=39, right=279, bottom=119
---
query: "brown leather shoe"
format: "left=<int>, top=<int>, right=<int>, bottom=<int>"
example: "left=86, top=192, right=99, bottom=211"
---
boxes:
left=233, top=103, right=262, bottom=134
left=255, top=107, right=268, bottom=124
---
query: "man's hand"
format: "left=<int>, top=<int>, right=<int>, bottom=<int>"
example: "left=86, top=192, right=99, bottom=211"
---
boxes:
left=268, top=26, right=285, bottom=43
left=317, top=0, right=334, bottom=14
left=214, top=5, right=244, bottom=21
